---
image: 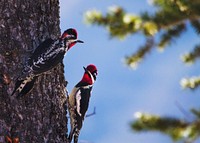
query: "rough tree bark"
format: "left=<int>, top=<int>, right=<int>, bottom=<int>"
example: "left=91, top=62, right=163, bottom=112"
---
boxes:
left=0, top=0, right=68, bottom=142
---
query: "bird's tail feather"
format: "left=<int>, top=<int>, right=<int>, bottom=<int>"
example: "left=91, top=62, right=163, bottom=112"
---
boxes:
left=16, top=77, right=37, bottom=98
left=11, top=76, right=37, bottom=97
left=68, top=127, right=76, bottom=143
left=11, top=79, right=24, bottom=96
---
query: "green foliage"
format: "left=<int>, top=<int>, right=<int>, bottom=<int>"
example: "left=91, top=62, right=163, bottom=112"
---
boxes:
left=191, top=108, right=200, bottom=119
left=125, top=38, right=154, bottom=69
left=191, top=20, right=200, bottom=34
left=132, top=112, right=200, bottom=141
left=181, top=45, right=200, bottom=64
left=85, top=0, right=200, bottom=142
left=158, top=23, right=186, bottom=50
left=85, top=6, right=142, bottom=39
left=85, top=0, right=200, bottom=89
left=180, top=76, right=200, bottom=89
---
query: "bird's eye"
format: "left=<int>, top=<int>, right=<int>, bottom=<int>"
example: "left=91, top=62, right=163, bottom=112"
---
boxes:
left=93, top=72, right=97, bottom=77
left=61, top=32, right=75, bottom=40
left=66, top=35, right=75, bottom=40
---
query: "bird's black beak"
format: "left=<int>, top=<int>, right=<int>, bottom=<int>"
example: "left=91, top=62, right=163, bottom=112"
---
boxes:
left=92, top=73, right=97, bottom=81
left=83, top=66, right=88, bottom=72
left=83, top=66, right=91, bottom=75
left=76, top=40, right=84, bottom=43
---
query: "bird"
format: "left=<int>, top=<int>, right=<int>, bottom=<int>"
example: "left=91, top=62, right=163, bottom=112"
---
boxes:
left=67, top=64, right=98, bottom=143
left=11, top=28, right=84, bottom=98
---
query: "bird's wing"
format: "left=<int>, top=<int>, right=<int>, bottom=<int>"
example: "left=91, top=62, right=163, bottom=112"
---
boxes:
left=26, top=38, right=65, bottom=75
left=75, top=87, right=91, bottom=118
left=30, top=38, right=55, bottom=59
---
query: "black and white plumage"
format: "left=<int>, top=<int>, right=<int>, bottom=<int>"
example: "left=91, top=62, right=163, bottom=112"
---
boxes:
left=68, top=64, right=98, bottom=143
left=11, top=28, right=83, bottom=98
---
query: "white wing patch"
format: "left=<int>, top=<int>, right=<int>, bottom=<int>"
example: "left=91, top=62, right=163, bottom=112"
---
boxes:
left=76, top=90, right=82, bottom=116
left=88, top=71, right=95, bottom=84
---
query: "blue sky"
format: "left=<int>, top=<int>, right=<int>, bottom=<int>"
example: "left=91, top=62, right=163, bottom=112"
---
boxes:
left=59, top=0, right=200, bottom=143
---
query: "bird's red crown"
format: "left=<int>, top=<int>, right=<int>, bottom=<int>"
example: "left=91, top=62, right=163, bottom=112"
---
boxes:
left=81, top=64, right=98, bottom=85
left=86, top=64, right=98, bottom=74
left=61, top=28, right=78, bottom=39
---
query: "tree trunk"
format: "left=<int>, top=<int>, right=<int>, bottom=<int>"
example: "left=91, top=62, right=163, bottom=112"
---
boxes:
left=0, top=0, right=68, bottom=142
